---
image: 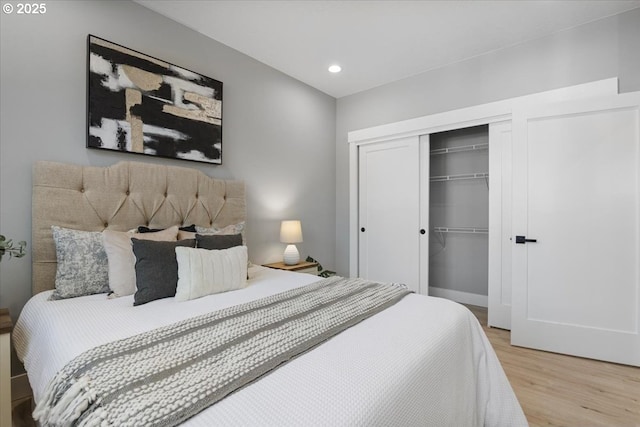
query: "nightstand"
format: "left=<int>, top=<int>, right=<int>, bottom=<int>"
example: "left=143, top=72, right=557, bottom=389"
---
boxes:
left=0, top=309, right=12, bottom=427
left=263, top=261, right=319, bottom=275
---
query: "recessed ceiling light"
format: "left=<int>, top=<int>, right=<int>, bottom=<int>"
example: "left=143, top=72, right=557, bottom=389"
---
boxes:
left=328, top=64, right=342, bottom=73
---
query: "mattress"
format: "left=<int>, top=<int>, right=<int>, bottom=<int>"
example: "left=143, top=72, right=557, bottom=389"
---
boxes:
left=14, top=267, right=527, bottom=426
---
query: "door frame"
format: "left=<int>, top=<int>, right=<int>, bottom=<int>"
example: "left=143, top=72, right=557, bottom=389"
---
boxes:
left=348, top=78, right=619, bottom=304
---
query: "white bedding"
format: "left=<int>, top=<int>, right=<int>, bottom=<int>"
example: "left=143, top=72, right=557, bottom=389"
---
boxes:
left=14, top=267, right=527, bottom=426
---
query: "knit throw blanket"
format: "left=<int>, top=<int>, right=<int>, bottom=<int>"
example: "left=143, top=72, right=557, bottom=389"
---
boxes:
left=34, top=276, right=412, bottom=427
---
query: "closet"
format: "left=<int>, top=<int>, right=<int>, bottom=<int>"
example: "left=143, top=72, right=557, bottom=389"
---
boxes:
left=350, top=79, right=640, bottom=367
left=357, top=125, right=507, bottom=309
left=427, top=126, right=490, bottom=306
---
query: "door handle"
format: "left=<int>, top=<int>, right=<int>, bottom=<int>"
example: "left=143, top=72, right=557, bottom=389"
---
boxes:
left=515, top=235, right=537, bottom=244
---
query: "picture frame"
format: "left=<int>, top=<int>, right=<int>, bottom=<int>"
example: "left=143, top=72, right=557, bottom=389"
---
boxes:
left=87, top=35, right=223, bottom=164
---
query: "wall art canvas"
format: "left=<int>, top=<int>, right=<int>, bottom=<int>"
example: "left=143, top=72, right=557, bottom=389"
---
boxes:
left=87, top=35, right=223, bottom=164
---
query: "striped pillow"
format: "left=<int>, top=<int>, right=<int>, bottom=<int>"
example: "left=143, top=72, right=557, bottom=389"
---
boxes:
left=175, top=246, right=248, bottom=301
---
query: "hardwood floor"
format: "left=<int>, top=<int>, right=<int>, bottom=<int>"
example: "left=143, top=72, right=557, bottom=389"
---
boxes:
left=465, top=304, right=640, bottom=427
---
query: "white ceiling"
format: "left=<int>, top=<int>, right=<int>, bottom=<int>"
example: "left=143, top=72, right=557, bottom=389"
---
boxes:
left=135, top=0, right=640, bottom=98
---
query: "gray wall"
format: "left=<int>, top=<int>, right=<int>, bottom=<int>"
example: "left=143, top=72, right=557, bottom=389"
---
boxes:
left=0, top=0, right=336, bottom=331
left=335, top=7, right=640, bottom=277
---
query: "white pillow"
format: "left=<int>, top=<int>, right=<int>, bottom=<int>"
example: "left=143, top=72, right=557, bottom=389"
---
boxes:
left=175, top=246, right=248, bottom=301
left=102, top=226, right=179, bottom=297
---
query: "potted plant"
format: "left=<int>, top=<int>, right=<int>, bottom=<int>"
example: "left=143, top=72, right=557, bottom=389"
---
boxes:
left=0, top=235, right=26, bottom=261
left=305, top=256, right=336, bottom=278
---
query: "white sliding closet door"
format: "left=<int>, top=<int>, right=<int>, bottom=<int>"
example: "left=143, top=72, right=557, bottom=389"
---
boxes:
left=511, top=92, right=640, bottom=366
left=358, top=137, right=420, bottom=293
left=419, top=134, right=430, bottom=296
left=488, top=121, right=512, bottom=330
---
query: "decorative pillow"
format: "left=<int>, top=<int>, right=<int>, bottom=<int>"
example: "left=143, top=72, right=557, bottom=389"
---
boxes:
left=195, top=233, right=242, bottom=250
left=195, top=222, right=246, bottom=244
left=175, top=246, right=248, bottom=302
left=50, top=226, right=110, bottom=300
left=132, top=239, right=196, bottom=306
left=138, top=224, right=196, bottom=233
left=102, top=226, right=179, bottom=297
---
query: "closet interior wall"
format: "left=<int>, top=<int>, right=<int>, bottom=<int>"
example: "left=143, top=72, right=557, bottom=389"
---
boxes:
left=428, top=125, right=489, bottom=299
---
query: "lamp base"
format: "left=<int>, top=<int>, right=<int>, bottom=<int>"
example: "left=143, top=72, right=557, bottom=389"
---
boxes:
left=283, top=244, right=300, bottom=265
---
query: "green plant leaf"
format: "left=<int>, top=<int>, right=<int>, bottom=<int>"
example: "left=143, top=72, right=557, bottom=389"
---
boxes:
left=0, top=235, right=27, bottom=262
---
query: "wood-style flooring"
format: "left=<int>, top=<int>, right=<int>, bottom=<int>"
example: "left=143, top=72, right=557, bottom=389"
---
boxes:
left=465, top=304, right=640, bottom=427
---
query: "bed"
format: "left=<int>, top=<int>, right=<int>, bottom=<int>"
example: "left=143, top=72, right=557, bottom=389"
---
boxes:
left=14, top=160, right=527, bottom=426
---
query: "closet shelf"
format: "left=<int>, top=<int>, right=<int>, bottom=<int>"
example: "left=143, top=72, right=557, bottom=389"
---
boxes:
left=430, top=143, right=488, bottom=155
left=433, top=227, right=488, bottom=234
left=430, top=173, right=489, bottom=182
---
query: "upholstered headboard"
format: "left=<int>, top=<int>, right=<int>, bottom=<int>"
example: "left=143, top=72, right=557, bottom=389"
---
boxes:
left=32, top=161, right=246, bottom=295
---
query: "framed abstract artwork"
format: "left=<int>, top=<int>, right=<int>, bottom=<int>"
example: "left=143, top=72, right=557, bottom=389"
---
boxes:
left=87, top=35, right=223, bottom=164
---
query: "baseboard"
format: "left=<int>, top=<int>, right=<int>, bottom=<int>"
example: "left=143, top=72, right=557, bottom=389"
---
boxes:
left=11, top=373, right=32, bottom=402
left=428, top=286, right=488, bottom=307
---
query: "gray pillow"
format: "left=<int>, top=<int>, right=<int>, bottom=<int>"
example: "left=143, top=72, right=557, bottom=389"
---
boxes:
left=50, top=226, right=110, bottom=300
left=132, top=239, right=196, bottom=306
left=196, top=233, right=242, bottom=250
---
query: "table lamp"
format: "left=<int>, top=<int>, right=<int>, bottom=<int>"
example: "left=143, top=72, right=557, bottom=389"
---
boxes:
left=280, top=220, right=303, bottom=265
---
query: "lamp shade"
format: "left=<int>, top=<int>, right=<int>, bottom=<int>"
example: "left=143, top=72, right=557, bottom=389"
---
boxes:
left=280, top=220, right=303, bottom=244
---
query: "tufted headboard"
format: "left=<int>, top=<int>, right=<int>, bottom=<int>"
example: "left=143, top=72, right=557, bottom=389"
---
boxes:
left=32, top=160, right=246, bottom=295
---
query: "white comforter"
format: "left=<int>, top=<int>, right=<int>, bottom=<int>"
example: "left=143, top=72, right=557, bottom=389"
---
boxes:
left=14, top=267, right=527, bottom=426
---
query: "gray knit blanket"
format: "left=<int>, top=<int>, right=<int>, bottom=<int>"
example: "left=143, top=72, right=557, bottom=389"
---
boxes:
left=33, top=276, right=412, bottom=427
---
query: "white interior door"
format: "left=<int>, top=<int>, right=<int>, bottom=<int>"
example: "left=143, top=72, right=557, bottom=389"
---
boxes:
left=511, top=92, right=640, bottom=366
left=419, top=134, right=430, bottom=295
left=358, top=136, right=420, bottom=293
left=488, top=121, right=513, bottom=330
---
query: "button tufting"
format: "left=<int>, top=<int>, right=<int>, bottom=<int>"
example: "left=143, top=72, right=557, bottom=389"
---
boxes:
left=126, top=190, right=130, bottom=195
left=80, top=188, right=85, bottom=193
left=104, top=222, right=108, bottom=228
left=195, top=194, right=199, bottom=199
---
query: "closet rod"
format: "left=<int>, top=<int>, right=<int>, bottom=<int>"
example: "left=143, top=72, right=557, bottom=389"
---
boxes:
left=433, top=227, right=488, bottom=234
left=430, top=172, right=489, bottom=182
left=430, top=143, right=488, bottom=155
